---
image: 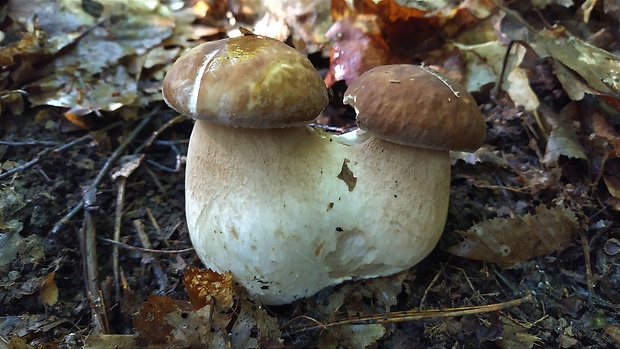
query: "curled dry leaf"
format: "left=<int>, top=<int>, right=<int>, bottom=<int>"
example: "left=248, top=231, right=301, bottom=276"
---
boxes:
left=448, top=205, right=578, bottom=268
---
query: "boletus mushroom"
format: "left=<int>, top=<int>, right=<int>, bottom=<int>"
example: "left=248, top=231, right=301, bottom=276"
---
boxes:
left=163, top=34, right=486, bottom=305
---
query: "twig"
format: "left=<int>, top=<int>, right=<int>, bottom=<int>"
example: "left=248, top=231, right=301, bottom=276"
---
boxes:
left=0, top=140, right=59, bottom=146
left=111, top=153, right=145, bottom=304
left=286, top=294, right=533, bottom=334
left=146, top=207, right=166, bottom=245
left=578, top=231, right=595, bottom=311
left=51, top=110, right=157, bottom=234
left=112, top=175, right=127, bottom=304
left=420, top=261, right=449, bottom=308
left=135, top=114, right=185, bottom=152
left=145, top=140, right=183, bottom=173
left=98, top=237, right=194, bottom=254
left=0, top=121, right=123, bottom=181
left=143, top=166, right=168, bottom=197
left=133, top=219, right=168, bottom=294
left=81, top=186, right=110, bottom=334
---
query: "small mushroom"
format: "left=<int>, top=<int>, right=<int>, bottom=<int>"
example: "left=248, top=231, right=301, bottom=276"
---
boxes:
left=163, top=35, right=486, bottom=304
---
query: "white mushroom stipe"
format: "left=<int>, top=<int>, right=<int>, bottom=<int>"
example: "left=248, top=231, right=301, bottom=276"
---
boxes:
left=185, top=124, right=450, bottom=304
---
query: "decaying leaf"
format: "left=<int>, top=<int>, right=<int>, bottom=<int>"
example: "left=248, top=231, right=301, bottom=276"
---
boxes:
left=133, top=294, right=220, bottom=348
left=539, top=103, right=587, bottom=166
left=183, top=266, right=233, bottom=311
left=326, top=0, right=489, bottom=85
left=258, top=0, right=332, bottom=53
left=3, top=0, right=176, bottom=117
left=499, top=8, right=620, bottom=110
left=454, top=41, right=507, bottom=93
left=230, top=299, right=283, bottom=349
left=0, top=315, right=69, bottom=342
left=111, top=154, right=144, bottom=180
left=318, top=323, right=386, bottom=349
left=448, top=205, right=578, bottom=268
left=495, top=316, right=541, bottom=349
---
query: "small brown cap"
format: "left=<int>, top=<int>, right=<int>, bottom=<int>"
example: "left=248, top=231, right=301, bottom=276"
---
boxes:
left=343, top=65, right=486, bottom=151
left=163, top=35, right=328, bottom=128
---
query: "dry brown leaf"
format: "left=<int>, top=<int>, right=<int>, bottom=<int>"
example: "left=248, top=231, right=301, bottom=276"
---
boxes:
left=133, top=294, right=223, bottom=348
left=39, top=272, right=58, bottom=306
left=448, top=205, right=578, bottom=268
left=539, top=103, right=587, bottom=167
left=182, top=266, right=233, bottom=310
left=499, top=10, right=620, bottom=110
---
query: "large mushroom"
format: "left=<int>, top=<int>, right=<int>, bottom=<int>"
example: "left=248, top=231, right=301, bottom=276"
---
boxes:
left=163, top=34, right=486, bottom=305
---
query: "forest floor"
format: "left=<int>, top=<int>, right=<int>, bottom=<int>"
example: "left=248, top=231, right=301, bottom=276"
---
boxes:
left=1, top=1, right=620, bottom=348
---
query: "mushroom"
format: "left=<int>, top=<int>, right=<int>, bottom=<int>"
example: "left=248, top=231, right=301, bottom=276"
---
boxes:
left=163, top=34, right=486, bottom=304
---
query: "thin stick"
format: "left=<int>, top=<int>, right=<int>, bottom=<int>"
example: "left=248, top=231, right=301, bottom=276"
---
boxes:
left=81, top=186, right=110, bottom=334
left=112, top=176, right=126, bottom=304
left=579, top=231, right=595, bottom=311
left=133, top=219, right=168, bottom=293
left=287, top=294, right=532, bottom=334
left=0, top=121, right=123, bottom=181
left=99, top=237, right=194, bottom=254
left=0, top=140, right=59, bottom=146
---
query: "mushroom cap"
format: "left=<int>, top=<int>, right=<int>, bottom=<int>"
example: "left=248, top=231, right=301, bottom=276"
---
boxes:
left=343, top=64, right=486, bottom=151
left=162, top=35, right=328, bottom=128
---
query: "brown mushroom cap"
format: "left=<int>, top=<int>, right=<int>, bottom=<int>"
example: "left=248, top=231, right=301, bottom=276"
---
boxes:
left=343, top=64, right=486, bottom=151
left=162, top=35, right=328, bottom=128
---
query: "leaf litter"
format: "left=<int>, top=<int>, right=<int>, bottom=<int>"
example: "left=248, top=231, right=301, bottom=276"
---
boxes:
left=1, top=0, right=620, bottom=348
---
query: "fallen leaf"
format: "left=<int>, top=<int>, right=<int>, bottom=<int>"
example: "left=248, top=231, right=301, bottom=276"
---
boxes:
left=495, top=316, right=541, bottom=349
left=230, top=299, right=283, bottom=349
left=499, top=9, right=620, bottom=110
left=133, top=294, right=220, bottom=347
left=448, top=205, right=578, bottom=268
left=183, top=266, right=233, bottom=310
left=539, top=103, right=588, bottom=167
left=39, top=272, right=59, bottom=306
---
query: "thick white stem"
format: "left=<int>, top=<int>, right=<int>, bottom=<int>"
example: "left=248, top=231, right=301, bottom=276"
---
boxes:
left=185, top=121, right=450, bottom=304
